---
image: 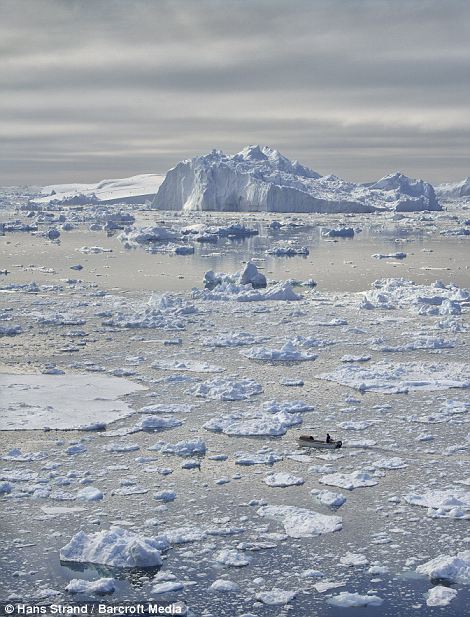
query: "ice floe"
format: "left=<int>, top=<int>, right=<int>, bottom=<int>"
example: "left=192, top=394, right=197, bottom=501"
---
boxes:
left=257, top=505, right=342, bottom=537
left=60, top=527, right=168, bottom=568
left=318, top=361, right=470, bottom=393
left=0, top=373, right=146, bottom=430
left=319, top=471, right=378, bottom=490
left=416, top=550, right=470, bottom=584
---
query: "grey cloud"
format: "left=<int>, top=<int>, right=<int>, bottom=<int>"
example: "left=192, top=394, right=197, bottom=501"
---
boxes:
left=0, top=0, right=469, bottom=184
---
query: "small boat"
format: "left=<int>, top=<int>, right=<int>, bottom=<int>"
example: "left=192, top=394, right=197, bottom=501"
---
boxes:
left=298, top=435, right=342, bottom=449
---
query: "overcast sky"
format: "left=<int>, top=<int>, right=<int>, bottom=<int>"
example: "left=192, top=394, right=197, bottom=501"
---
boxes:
left=1, top=0, right=469, bottom=185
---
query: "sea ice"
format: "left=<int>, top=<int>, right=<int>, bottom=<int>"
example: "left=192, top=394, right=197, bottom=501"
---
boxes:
left=327, top=592, right=383, bottom=607
left=257, top=505, right=342, bottom=537
left=320, top=471, right=378, bottom=490
left=318, top=361, right=470, bottom=393
left=416, top=550, right=470, bottom=584
left=255, top=588, right=297, bottom=605
left=241, top=341, right=317, bottom=362
left=0, top=373, right=146, bottom=430
left=426, top=585, right=458, bottom=607
left=192, top=377, right=263, bottom=400
left=263, top=473, right=304, bottom=487
left=65, top=578, right=115, bottom=594
left=60, top=527, right=168, bottom=568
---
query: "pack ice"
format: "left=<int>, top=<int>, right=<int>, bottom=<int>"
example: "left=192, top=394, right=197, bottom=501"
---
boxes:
left=152, top=146, right=440, bottom=213
left=257, top=505, right=342, bottom=537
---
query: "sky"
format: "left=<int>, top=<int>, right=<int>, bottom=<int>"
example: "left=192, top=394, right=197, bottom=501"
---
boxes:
left=1, top=0, right=469, bottom=185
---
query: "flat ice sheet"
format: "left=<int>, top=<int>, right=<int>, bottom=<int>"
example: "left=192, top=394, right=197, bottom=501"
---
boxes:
left=0, top=373, right=146, bottom=430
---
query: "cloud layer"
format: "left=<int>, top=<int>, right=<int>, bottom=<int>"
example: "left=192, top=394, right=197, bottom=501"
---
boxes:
left=1, top=0, right=469, bottom=184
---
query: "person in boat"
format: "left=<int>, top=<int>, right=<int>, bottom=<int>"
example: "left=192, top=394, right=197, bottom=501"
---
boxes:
left=326, top=433, right=331, bottom=443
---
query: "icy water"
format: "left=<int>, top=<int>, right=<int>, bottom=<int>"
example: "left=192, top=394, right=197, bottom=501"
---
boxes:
left=1, top=206, right=470, bottom=616
left=2, top=211, right=469, bottom=293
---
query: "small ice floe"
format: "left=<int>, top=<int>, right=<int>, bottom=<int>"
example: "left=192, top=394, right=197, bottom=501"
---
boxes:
left=209, top=579, right=240, bottom=592
left=370, top=336, right=454, bottom=352
left=154, top=490, right=176, bottom=502
left=2, top=448, right=48, bottom=462
left=140, top=403, right=193, bottom=415
left=416, top=550, right=470, bottom=583
left=150, top=439, right=206, bottom=457
left=78, top=246, right=112, bottom=254
left=264, top=473, right=304, bottom=487
left=267, top=244, right=309, bottom=256
left=320, top=471, right=378, bottom=490
left=327, top=592, right=383, bottom=607
left=341, top=355, right=371, bottom=363
left=76, top=487, right=103, bottom=501
left=65, top=578, right=115, bottom=594
left=311, top=489, right=346, bottom=508
left=318, top=361, right=470, bottom=394
left=105, top=442, right=140, bottom=453
left=322, top=227, right=354, bottom=238
left=0, top=324, right=22, bottom=336
left=339, top=552, right=369, bottom=567
left=426, top=585, right=458, bottom=607
left=235, top=450, right=283, bottom=466
left=338, top=421, right=374, bottom=431
left=372, top=457, right=407, bottom=470
left=193, top=277, right=301, bottom=302
left=261, top=400, right=314, bottom=414
left=214, top=549, right=251, bottom=567
left=360, top=278, right=468, bottom=315
left=204, top=262, right=266, bottom=289
left=151, top=581, right=184, bottom=594
left=280, top=379, right=304, bottom=387
left=257, top=505, right=342, bottom=537
left=255, top=588, right=297, bottom=605
left=66, top=443, right=87, bottom=455
left=151, top=359, right=224, bottom=373
left=133, top=416, right=183, bottom=432
left=202, top=331, right=268, bottom=347
left=203, top=410, right=301, bottom=436
left=314, top=580, right=346, bottom=593
left=60, top=527, right=168, bottom=567
left=404, top=488, right=470, bottom=519
left=241, top=341, right=317, bottom=362
left=192, top=376, right=263, bottom=400
left=372, top=252, right=407, bottom=259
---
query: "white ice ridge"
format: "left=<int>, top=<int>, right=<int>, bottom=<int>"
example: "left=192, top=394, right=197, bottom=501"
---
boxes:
left=152, top=146, right=440, bottom=213
left=32, top=174, right=165, bottom=206
left=60, top=527, right=169, bottom=568
left=0, top=373, right=146, bottom=431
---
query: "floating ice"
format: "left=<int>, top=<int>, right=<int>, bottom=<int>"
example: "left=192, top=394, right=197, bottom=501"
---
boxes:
left=255, top=588, right=297, bottom=605
left=320, top=471, right=378, bottom=490
left=60, top=527, right=168, bottom=568
left=214, top=549, right=251, bottom=567
left=151, top=439, right=206, bottom=458
left=151, top=359, right=224, bottom=373
left=209, top=579, right=240, bottom=592
left=203, top=410, right=301, bottom=436
left=202, top=331, right=268, bottom=347
left=339, top=552, right=369, bottom=567
left=426, top=585, right=458, bottom=607
left=327, top=592, right=383, bottom=607
left=416, top=550, right=470, bottom=584
left=133, top=416, right=183, bottom=432
left=65, top=578, right=115, bottom=594
left=192, top=377, right=263, bottom=400
left=405, top=488, right=470, bottom=518
left=263, top=473, right=304, bottom=487
left=76, top=487, right=103, bottom=501
left=241, top=341, right=317, bottom=362
left=311, top=489, right=346, bottom=508
left=0, top=373, right=146, bottom=430
left=318, top=361, right=470, bottom=393
left=257, top=505, right=342, bottom=537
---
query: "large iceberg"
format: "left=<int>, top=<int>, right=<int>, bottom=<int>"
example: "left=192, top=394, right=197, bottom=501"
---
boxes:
left=435, top=176, right=470, bottom=199
left=152, top=145, right=440, bottom=213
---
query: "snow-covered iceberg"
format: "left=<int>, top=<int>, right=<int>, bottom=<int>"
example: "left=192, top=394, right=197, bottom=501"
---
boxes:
left=152, top=146, right=440, bottom=213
